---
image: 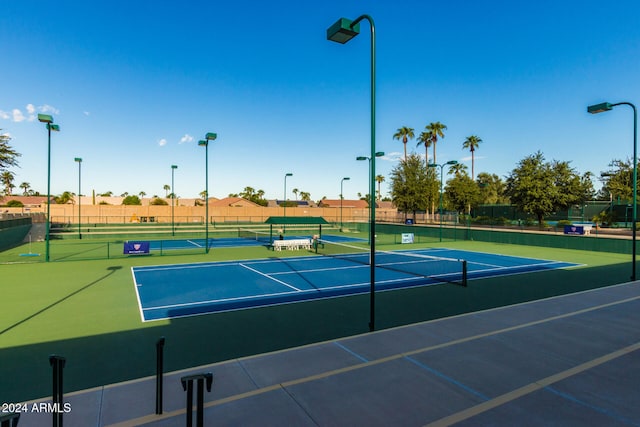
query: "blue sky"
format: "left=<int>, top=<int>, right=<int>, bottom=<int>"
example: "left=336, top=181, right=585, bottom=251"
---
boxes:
left=1, top=0, right=640, bottom=201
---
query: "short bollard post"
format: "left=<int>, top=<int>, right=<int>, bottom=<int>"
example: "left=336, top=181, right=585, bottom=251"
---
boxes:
left=156, top=337, right=165, bottom=415
left=49, top=355, right=66, bottom=427
left=180, top=373, right=213, bottom=427
left=0, top=412, right=20, bottom=427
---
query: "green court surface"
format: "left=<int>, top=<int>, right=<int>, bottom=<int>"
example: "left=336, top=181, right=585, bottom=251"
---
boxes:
left=0, top=238, right=633, bottom=404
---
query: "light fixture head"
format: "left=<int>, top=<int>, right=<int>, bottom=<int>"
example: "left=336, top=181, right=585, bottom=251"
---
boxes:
left=587, top=102, right=613, bottom=114
left=38, top=114, right=53, bottom=124
left=327, top=18, right=360, bottom=44
left=205, top=132, right=217, bottom=141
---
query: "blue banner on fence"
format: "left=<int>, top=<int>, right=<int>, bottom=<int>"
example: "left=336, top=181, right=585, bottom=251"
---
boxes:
left=124, top=241, right=150, bottom=255
left=563, top=225, right=584, bottom=235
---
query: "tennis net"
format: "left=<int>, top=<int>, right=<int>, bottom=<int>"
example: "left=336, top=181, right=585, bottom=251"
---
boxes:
left=315, top=238, right=467, bottom=287
left=238, top=228, right=273, bottom=243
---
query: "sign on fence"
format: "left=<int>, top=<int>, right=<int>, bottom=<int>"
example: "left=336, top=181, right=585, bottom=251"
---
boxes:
left=124, top=241, right=150, bottom=254
left=401, top=233, right=415, bottom=244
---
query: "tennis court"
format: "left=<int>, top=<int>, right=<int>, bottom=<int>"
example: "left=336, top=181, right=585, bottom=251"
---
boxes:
left=132, top=246, right=580, bottom=321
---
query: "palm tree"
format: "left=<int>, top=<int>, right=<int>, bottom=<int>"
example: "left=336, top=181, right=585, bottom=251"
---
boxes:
left=425, top=122, right=447, bottom=164
left=20, top=182, right=31, bottom=196
left=416, top=131, right=432, bottom=163
left=375, top=175, right=385, bottom=201
left=300, top=191, right=311, bottom=201
left=449, top=163, right=468, bottom=177
left=393, top=126, right=415, bottom=161
left=163, top=184, right=170, bottom=197
left=462, top=135, right=483, bottom=179
left=139, top=191, right=146, bottom=199
left=1, top=171, right=15, bottom=195
left=292, top=188, right=299, bottom=200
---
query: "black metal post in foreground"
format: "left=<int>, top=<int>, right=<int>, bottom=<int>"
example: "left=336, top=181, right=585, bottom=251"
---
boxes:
left=155, top=337, right=165, bottom=414
left=49, top=355, right=66, bottom=427
left=0, top=412, right=20, bottom=427
left=181, top=373, right=213, bottom=427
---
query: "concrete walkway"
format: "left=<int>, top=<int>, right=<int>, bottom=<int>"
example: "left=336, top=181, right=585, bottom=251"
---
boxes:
left=15, top=281, right=640, bottom=426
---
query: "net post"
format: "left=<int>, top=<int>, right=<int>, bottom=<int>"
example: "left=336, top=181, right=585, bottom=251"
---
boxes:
left=0, top=412, right=20, bottom=427
left=462, top=260, right=468, bottom=287
left=181, top=373, right=213, bottom=427
left=155, top=337, right=165, bottom=415
left=49, top=354, right=66, bottom=427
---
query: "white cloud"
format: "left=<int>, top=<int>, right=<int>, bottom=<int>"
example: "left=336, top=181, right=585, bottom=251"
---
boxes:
left=179, top=134, right=194, bottom=144
left=12, top=109, right=26, bottom=122
left=158, top=138, right=168, bottom=147
left=83, top=111, right=90, bottom=116
left=26, top=104, right=36, bottom=114
left=0, top=110, right=9, bottom=120
left=39, top=104, right=59, bottom=114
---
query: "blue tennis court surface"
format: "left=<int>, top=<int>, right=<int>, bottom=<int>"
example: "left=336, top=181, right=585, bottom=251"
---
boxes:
left=132, top=248, right=580, bottom=322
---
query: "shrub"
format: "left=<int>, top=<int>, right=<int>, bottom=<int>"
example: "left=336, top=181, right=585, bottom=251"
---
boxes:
left=6, top=200, right=23, bottom=207
left=122, top=195, right=142, bottom=205
left=150, top=198, right=168, bottom=206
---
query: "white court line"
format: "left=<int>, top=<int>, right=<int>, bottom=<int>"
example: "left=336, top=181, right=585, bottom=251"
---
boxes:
left=186, top=239, right=203, bottom=248
left=239, top=263, right=302, bottom=291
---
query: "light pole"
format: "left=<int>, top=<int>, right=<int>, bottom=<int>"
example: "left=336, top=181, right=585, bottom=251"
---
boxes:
left=357, top=151, right=384, bottom=244
left=171, top=165, right=178, bottom=237
left=74, top=157, right=82, bottom=239
left=428, top=160, right=458, bottom=242
left=199, top=132, right=217, bottom=253
left=588, top=101, right=637, bottom=281
left=328, top=14, right=377, bottom=331
left=283, top=172, right=293, bottom=233
left=38, top=114, right=60, bottom=262
left=340, top=177, right=350, bottom=230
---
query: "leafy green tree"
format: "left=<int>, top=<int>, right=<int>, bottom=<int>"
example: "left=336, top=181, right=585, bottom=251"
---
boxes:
left=462, top=135, right=482, bottom=179
left=425, top=122, right=447, bottom=164
left=239, top=186, right=268, bottom=206
left=6, top=199, right=24, bottom=207
left=150, top=197, right=168, bottom=205
left=476, top=172, right=509, bottom=204
left=505, top=151, right=594, bottom=225
left=122, top=195, right=142, bottom=205
left=597, top=159, right=634, bottom=202
left=445, top=170, right=481, bottom=214
left=390, top=154, right=431, bottom=219
left=393, top=126, right=415, bottom=161
left=0, top=131, right=20, bottom=171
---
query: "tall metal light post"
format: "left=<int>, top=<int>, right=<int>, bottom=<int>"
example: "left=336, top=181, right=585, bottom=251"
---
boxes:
left=283, top=172, right=293, bottom=232
left=328, top=14, right=377, bottom=331
left=428, top=160, right=458, bottom=242
left=588, top=101, right=637, bottom=281
left=340, top=177, right=350, bottom=230
left=38, top=114, right=60, bottom=262
left=357, top=152, right=384, bottom=244
left=199, top=132, right=217, bottom=253
left=74, top=157, right=82, bottom=239
left=171, top=165, right=178, bottom=236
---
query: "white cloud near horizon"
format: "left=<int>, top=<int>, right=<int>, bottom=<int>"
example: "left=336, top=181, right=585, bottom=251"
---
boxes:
left=158, top=138, right=168, bottom=147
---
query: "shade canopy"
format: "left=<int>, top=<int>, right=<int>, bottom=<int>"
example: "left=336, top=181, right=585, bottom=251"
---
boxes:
left=264, top=216, right=330, bottom=225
